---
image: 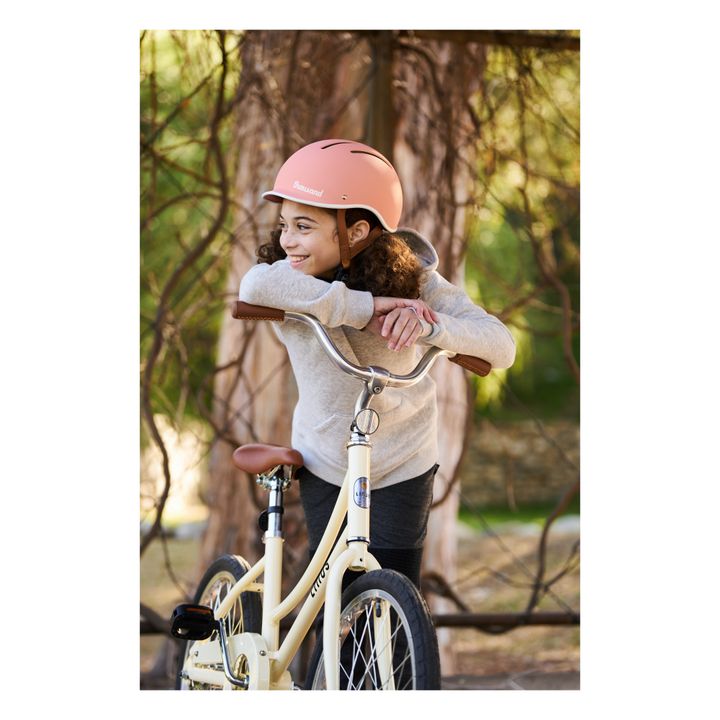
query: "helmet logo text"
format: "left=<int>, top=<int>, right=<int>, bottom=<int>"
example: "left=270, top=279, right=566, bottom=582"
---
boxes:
left=293, top=180, right=324, bottom=198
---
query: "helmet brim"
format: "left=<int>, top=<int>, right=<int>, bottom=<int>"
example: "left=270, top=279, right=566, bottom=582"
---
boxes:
left=261, top=190, right=398, bottom=232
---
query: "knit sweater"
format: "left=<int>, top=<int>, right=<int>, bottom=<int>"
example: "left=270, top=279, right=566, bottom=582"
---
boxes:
left=238, top=229, right=516, bottom=489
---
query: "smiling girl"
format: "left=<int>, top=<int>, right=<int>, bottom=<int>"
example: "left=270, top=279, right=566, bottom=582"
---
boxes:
left=239, top=139, right=516, bottom=593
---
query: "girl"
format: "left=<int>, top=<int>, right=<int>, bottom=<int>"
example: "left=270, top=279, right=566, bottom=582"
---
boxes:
left=239, top=139, right=516, bottom=592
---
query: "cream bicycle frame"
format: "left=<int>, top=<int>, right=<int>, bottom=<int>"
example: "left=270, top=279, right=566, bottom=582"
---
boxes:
left=183, top=438, right=388, bottom=690
left=182, top=310, right=454, bottom=690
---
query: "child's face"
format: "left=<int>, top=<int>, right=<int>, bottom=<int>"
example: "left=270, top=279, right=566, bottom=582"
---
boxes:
left=278, top=200, right=340, bottom=279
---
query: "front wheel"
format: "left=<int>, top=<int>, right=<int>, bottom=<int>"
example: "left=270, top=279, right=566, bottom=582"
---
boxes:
left=305, top=569, right=440, bottom=690
left=175, top=554, right=262, bottom=690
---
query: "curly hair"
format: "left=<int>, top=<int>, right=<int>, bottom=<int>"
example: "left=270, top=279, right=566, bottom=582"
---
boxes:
left=255, top=208, right=423, bottom=298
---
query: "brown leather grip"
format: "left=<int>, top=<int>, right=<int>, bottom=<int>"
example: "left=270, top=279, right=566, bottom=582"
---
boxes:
left=449, top=354, right=492, bottom=377
left=232, top=301, right=285, bottom=321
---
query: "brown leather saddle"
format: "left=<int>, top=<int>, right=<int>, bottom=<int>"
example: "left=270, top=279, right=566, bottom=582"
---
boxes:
left=232, top=443, right=304, bottom=475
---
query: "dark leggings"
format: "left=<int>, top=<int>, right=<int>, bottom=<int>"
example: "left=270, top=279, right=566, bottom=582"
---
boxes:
left=297, top=464, right=438, bottom=591
left=298, top=465, right=437, bottom=638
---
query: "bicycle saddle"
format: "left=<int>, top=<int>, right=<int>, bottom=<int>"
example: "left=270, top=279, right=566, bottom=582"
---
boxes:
left=232, top=443, right=304, bottom=474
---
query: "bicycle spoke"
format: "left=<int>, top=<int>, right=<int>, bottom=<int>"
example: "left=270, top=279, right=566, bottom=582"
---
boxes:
left=343, top=605, right=373, bottom=688
left=311, top=574, right=438, bottom=691
left=393, top=653, right=414, bottom=689
left=388, top=619, right=415, bottom=689
left=344, top=603, right=378, bottom=689
left=342, top=598, right=412, bottom=691
left=362, top=601, right=391, bottom=689
left=364, top=602, right=382, bottom=689
left=367, top=608, right=411, bottom=690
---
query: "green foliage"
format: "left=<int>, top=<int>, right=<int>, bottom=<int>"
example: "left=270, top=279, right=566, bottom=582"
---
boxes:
left=140, top=31, right=242, bottom=422
left=458, top=494, right=580, bottom=530
left=464, top=44, right=579, bottom=420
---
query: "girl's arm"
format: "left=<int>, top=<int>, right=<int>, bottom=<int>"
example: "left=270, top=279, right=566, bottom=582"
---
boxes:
left=239, top=260, right=374, bottom=329
left=418, top=271, right=516, bottom=370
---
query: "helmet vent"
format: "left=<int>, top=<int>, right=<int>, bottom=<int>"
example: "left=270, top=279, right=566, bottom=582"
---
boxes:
left=321, top=141, right=353, bottom=150
left=350, top=150, right=393, bottom=168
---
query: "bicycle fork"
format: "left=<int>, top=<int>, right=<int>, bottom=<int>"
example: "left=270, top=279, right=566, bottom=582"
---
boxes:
left=322, top=436, right=397, bottom=690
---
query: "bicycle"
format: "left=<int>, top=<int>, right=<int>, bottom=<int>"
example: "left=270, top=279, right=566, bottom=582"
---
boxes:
left=170, top=300, right=491, bottom=690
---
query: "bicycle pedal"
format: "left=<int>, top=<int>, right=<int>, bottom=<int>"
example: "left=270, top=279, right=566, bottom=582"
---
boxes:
left=170, top=603, right=217, bottom=641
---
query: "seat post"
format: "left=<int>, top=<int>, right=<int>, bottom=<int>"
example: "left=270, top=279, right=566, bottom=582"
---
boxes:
left=265, top=477, right=285, bottom=538
left=258, top=467, right=292, bottom=651
left=256, top=465, right=292, bottom=539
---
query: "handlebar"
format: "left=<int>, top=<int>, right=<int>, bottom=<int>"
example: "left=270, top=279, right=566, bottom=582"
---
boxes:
left=232, top=301, right=492, bottom=380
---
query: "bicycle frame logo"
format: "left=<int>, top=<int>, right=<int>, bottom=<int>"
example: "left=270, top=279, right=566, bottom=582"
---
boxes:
left=353, top=476, right=370, bottom=509
left=310, top=561, right=331, bottom=598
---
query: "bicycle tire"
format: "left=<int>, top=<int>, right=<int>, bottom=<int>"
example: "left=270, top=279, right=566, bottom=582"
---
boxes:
left=175, top=554, right=262, bottom=690
left=304, top=569, right=440, bottom=690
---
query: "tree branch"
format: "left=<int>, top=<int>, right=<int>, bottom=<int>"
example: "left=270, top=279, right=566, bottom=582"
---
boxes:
left=398, top=30, right=579, bottom=52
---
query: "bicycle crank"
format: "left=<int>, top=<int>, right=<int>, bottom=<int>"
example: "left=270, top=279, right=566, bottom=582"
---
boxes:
left=220, top=627, right=271, bottom=690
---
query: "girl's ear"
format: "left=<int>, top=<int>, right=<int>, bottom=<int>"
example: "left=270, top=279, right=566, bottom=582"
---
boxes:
left=347, top=220, right=371, bottom=248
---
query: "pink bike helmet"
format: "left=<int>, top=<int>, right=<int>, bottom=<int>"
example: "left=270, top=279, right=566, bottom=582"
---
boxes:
left=262, top=139, right=403, bottom=269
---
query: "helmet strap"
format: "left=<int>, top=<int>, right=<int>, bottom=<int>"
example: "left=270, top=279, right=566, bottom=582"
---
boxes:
left=337, top=209, right=351, bottom=269
left=349, top=226, right=383, bottom=259
left=337, top=208, right=384, bottom=270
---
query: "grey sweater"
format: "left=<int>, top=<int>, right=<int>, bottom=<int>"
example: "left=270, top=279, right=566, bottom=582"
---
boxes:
left=238, top=230, right=516, bottom=489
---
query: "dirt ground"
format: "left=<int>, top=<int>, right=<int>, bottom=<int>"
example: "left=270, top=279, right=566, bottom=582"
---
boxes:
left=448, top=519, right=579, bottom=679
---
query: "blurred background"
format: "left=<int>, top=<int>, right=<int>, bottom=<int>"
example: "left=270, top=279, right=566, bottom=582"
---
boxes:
left=140, top=29, right=580, bottom=689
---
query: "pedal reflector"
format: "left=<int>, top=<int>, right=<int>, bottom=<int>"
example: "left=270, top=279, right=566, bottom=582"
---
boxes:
left=170, top=604, right=216, bottom=640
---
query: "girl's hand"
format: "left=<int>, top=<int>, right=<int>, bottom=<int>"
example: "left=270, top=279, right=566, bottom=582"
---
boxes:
left=371, top=297, right=438, bottom=324
left=365, top=297, right=438, bottom=351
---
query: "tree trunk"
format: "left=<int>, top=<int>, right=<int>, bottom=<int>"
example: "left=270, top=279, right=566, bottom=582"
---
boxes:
left=394, top=38, right=486, bottom=675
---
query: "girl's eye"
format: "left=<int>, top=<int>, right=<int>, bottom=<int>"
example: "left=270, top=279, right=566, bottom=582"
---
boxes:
left=297, top=224, right=310, bottom=231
